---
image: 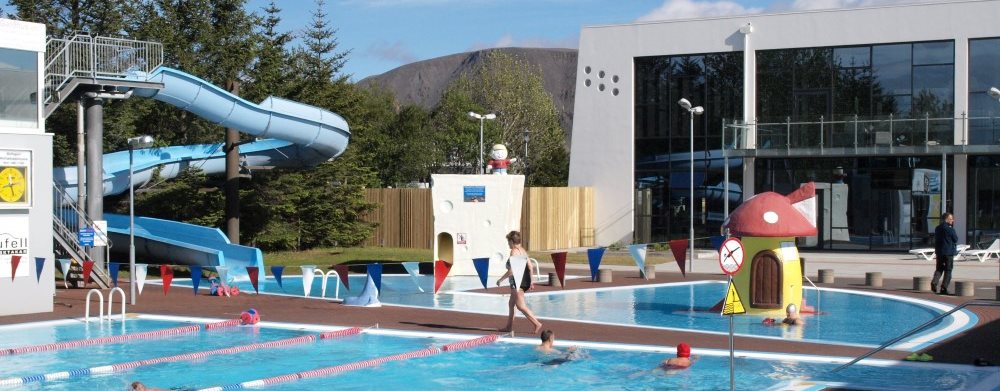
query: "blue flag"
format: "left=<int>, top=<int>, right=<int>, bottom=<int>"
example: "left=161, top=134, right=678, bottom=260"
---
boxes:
left=588, top=247, right=606, bottom=282
left=368, top=263, right=383, bottom=293
left=401, top=262, right=424, bottom=292
left=271, top=266, right=285, bottom=290
left=628, top=244, right=648, bottom=278
left=710, top=235, right=726, bottom=252
left=472, top=257, right=490, bottom=289
left=34, top=257, right=45, bottom=283
left=109, top=263, right=121, bottom=287
left=190, top=265, right=202, bottom=295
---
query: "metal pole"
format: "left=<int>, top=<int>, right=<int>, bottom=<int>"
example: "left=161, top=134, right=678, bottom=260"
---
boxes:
left=723, top=120, right=729, bottom=219
left=728, top=275, right=735, bottom=391
left=689, top=113, right=695, bottom=274
left=524, top=129, right=529, bottom=184
left=76, top=100, right=85, bottom=229
left=129, top=146, right=136, bottom=305
left=479, top=118, right=484, bottom=174
left=942, top=152, right=947, bottom=213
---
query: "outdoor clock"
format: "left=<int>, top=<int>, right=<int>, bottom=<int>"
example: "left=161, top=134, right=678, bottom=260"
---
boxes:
left=0, top=166, right=27, bottom=203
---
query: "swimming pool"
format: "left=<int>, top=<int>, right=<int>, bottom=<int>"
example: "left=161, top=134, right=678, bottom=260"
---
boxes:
left=0, top=315, right=995, bottom=391
left=192, top=276, right=976, bottom=349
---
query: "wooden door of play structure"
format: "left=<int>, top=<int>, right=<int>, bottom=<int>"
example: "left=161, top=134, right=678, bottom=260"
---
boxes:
left=750, top=251, right=782, bottom=309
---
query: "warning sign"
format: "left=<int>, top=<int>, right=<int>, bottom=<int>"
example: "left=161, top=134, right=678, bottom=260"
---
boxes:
left=721, top=281, right=746, bottom=315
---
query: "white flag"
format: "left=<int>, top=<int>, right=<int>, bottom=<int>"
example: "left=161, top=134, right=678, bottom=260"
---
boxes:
left=135, top=263, right=148, bottom=295
left=401, top=262, right=424, bottom=292
left=509, top=255, right=529, bottom=290
left=300, top=265, right=316, bottom=297
left=629, top=244, right=648, bottom=279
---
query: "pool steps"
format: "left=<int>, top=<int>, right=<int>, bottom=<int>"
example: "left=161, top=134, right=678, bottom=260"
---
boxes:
left=199, top=334, right=499, bottom=390
left=0, top=326, right=364, bottom=387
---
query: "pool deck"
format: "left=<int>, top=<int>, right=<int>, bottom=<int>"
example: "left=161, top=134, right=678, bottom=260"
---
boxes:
left=2, top=251, right=997, bottom=369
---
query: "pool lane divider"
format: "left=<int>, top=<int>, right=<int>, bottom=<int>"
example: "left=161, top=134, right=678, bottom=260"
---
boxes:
left=199, top=334, right=499, bottom=390
left=0, top=327, right=364, bottom=387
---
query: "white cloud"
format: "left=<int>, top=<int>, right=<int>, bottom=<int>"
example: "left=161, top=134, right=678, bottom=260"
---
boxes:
left=365, top=40, right=419, bottom=64
left=636, top=0, right=763, bottom=22
left=468, top=33, right=578, bottom=51
left=786, top=0, right=945, bottom=11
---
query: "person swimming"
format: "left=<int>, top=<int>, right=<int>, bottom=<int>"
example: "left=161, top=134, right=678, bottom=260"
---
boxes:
left=537, top=330, right=586, bottom=366
left=660, top=343, right=692, bottom=369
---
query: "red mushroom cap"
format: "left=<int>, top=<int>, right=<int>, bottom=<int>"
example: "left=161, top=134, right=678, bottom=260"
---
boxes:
left=723, top=184, right=818, bottom=237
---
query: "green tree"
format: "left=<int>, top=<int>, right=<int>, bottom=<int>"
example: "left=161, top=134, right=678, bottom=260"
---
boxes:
left=243, top=0, right=293, bottom=102
left=433, top=50, right=568, bottom=185
left=125, top=168, right=226, bottom=228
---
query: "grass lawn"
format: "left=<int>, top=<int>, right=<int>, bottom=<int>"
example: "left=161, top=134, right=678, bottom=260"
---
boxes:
left=263, top=247, right=679, bottom=274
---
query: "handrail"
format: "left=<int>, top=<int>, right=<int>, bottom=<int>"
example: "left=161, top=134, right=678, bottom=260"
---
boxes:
left=51, top=182, right=112, bottom=288
left=321, top=270, right=341, bottom=299
left=832, top=300, right=1000, bottom=372
left=107, top=287, right=126, bottom=321
left=803, top=275, right=820, bottom=314
left=528, top=258, right=542, bottom=282
left=84, top=289, right=105, bottom=323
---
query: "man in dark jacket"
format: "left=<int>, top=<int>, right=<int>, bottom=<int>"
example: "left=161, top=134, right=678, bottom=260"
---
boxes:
left=931, top=212, right=958, bottom=295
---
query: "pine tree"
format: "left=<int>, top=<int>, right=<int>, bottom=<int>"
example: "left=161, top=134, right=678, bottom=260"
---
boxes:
left=244, top=0, right=293, bottom=101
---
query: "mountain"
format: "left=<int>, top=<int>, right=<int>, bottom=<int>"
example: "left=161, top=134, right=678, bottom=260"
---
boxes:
left=357, top=47, right=578, bottom=138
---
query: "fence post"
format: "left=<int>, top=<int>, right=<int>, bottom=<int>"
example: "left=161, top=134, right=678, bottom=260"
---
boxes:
left=888, top=113, right=894, bottom=153
left=853, top=114, right=858, bottom=150
left=961, top=111, right=967, bottom=145
left=925, top=112, right=930, bottom=147
left=785, top=116, right=791, bottom=151
left=819, top=115, right=824, bottom=152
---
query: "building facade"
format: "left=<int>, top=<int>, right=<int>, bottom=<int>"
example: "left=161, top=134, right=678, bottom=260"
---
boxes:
left=570, top=1, right=1000, bottom=251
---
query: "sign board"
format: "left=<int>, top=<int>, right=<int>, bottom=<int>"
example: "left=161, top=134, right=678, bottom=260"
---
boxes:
left=78, top=228, right=95, bottom=247
left=463, top=186, right=486, bottom=202
left=722, top=280, right=746, bottom=315
left=0, top=149, right=31, bottom=208
left=0, top=215, right=30, bottom=278
left=93, top=220, right=108, bottom=247
left=456, top=233, right=468, bottom=245
left=718, top=238, right=745, bottom=276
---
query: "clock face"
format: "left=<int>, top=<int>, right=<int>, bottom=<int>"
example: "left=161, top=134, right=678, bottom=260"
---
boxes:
left=0, top=167, right=27, bottom=203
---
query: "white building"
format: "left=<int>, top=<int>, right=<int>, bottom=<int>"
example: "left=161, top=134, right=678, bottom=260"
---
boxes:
left=570, top=1, right=1000, bottom=251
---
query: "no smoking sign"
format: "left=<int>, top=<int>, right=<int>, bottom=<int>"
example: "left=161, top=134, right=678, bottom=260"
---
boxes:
left=718, top=238, right=745, bottom=276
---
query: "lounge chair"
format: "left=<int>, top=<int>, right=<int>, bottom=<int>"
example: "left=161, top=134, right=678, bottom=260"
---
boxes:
left=908, top=245, right=970, bottom=261
left=962, top=239, right=1000, bottom=263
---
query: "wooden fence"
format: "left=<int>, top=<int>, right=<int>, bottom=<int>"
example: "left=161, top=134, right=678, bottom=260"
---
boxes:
left=362, top=187, right=594, bottom=251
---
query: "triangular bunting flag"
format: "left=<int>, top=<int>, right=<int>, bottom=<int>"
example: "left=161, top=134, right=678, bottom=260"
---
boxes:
left=401, top=262, right=423, bottom=292
left=109, top=263, right=121, bottom=287
left=722, top=280, right=746, bottom=315
left=472, top=257, right=490, bottom=289
left=247, top=266, right=259, bottom=294
left=301, top=265, right=316, bottom=297
left=217, top=266, right=230, bottom=285
left=433, top=260, right=452, bottom=294
left=300, top=265, right=316, bottom=297
left=669, top=239, right=688, bottom=277
left=587, top=247, right=605, bottom=282
left=191, top=265, right=202, bottom=295
left=136, top=264, right=148, bottom=294
left=710, top=235, right=726, bottom=252
left=550, top=252, right=567, bottom=288
left=333, top=265, right=350, bottom=291
left=82, top=260, right=94, bottom=286
left=368, top=264, right=383, bottom=294
left=34, top=257, right=45, bottom=283
left=160, top=265, right=173, bottom=295
left=270, top=266, right=285, bottom=290
left=508, top=255, right=529, bottom=290
left=58, top=259, right=71, bottom=288
left=10, top=255, right=20, bottom=281
left=628, top=244, right=648, bottom=279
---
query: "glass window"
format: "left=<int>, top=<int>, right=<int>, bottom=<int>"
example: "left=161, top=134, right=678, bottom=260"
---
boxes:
left=0, top=48, right=38, bottom=128
left=873, top=44, right=912, bottom=95
left=912, top=41, right=953, bottom=65
left=834, top=46, right=870, bottom=68
left=969, top=38, right=1000, bottom=92
left=912, top=65, right=954, bottom=116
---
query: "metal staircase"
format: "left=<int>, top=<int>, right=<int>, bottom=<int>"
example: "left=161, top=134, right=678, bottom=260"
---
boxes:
left=43, top=34, right=163, bottom=117
left=52, top=183, right=112, bottom=288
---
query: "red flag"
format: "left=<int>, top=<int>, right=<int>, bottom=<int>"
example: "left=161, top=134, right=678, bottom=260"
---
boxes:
left=160, top=265, right=174, bottom=295
left=82, top=260, right=95, bottom=286
left=247, top=266, right=259, bottom=294
left=333, top=265, right=350, bottom=291
left=434, top=260, right=452, bottom=294
left=669, top=239, right=688, bottom=277
left=550, top=252, right=567, bottom=288
left=10, top=255, right=20, bottom=281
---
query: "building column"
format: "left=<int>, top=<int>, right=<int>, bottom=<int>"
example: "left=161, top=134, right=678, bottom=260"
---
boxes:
left=953, top=154, right=968, bottom=244
left=84, top=97, right=104, bottom=267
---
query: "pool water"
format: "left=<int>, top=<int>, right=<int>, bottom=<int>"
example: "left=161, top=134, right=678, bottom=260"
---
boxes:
left=3, top=317, right=993, bottom=391
left=196, top=276, right=975, bottom=349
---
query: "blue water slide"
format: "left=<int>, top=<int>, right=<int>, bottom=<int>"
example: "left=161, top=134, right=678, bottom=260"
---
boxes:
left=54, top=66, right=351, bottom=280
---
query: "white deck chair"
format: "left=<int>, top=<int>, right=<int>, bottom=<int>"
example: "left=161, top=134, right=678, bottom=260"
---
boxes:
left=961, top=239, right=1000, bottom=263
left=908, top=245, right=970, bottom=261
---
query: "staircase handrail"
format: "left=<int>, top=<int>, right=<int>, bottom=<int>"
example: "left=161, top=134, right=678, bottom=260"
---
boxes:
left=51, top=182, right=112, bottom=288
left=43, top=34, right=163, bottom=105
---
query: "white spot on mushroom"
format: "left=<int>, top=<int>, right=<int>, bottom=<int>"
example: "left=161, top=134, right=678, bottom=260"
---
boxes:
left=763, top=211, right=779, bottom=224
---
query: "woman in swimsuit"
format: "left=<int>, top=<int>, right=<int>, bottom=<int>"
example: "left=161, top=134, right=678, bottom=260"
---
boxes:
left=496, top=231, right=543, bottom=334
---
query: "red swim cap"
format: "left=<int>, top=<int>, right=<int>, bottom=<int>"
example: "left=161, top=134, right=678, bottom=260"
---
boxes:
left=677, top=343, right=691, bottom=358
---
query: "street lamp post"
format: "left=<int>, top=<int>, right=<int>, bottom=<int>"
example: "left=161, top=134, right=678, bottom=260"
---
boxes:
left=523, top=129, right=530, bottom=183
left=468, top=111, right=496, bottom=174
left=127, top=135, right=154, bottom=305
left=678, top=98, right=704, bottom=274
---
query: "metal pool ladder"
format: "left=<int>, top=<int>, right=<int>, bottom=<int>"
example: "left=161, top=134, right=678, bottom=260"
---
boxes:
left=84, top=287, right=127, bottom=322
left=832, top=300, right=1000, bottom=372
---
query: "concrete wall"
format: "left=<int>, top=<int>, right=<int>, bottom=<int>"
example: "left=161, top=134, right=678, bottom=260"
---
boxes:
left=0, top=18, right=54, bottom=316
left=570, top=1, right=1000, bottom=245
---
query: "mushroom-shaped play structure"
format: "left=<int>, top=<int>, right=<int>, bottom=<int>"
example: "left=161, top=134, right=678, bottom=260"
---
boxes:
left=721, top=182, right=817, bottom=316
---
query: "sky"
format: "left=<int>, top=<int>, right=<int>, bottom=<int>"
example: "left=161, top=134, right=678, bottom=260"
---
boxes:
left=248, top=0, right=941, bottom=81
left=1, top=0, right=943, bottom=80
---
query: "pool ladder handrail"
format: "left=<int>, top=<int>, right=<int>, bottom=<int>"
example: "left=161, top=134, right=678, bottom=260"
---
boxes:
left=84, top=288, right=127, bottom=322
left=803, top=275, right=820, bottom=313
left=528, top=258, right=541, bottom=283
left=832, top=300, right=1000, bottom=372
left=315, top=269, right=341, bottom=299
